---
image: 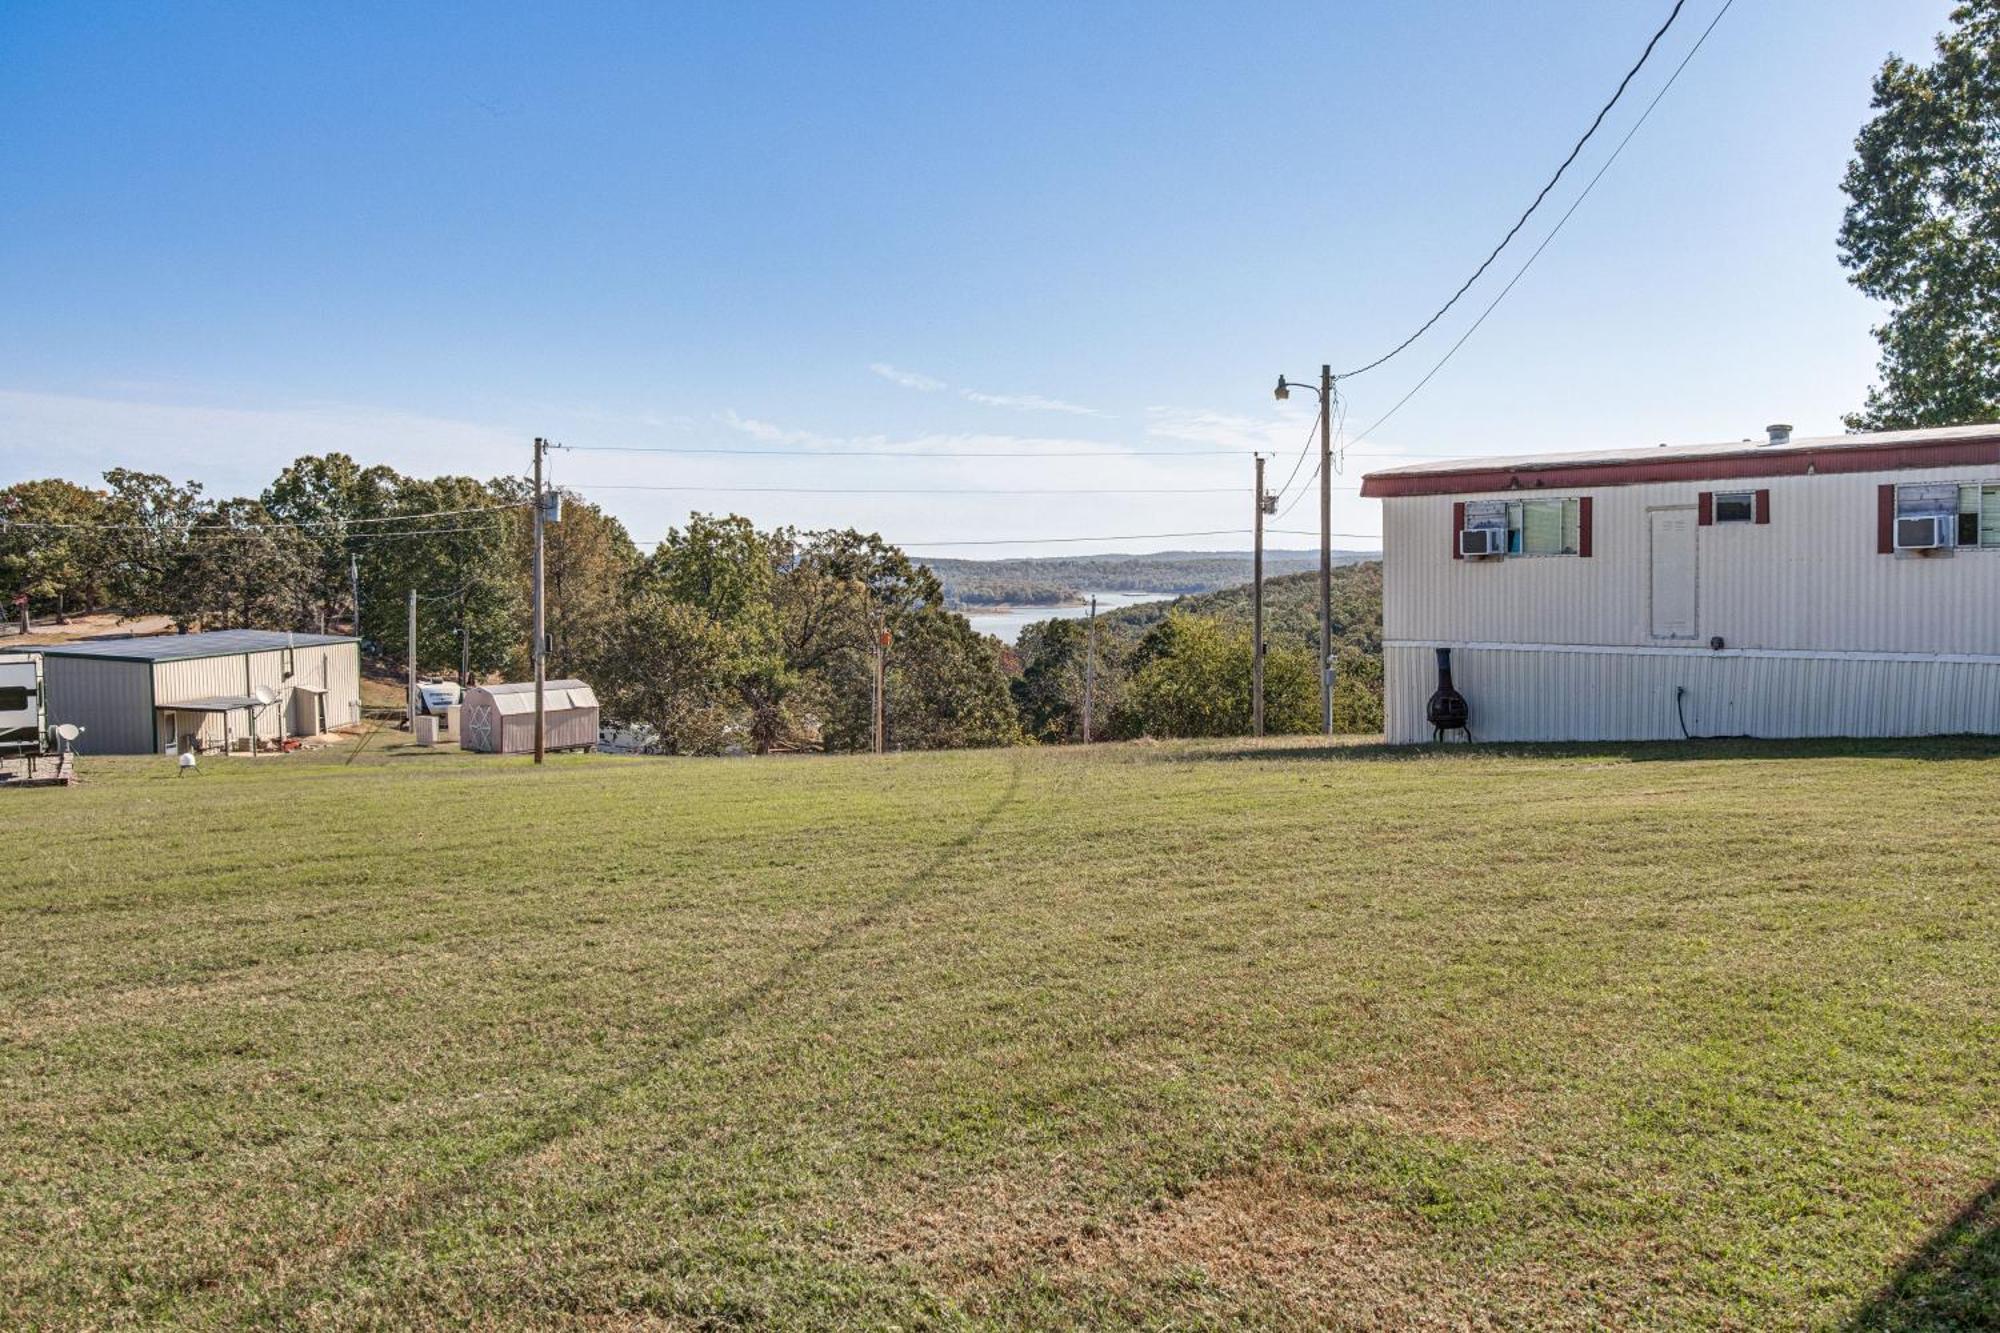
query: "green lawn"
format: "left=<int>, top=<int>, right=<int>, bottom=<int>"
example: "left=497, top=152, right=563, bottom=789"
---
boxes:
left=4, top=734, right=1996, bottom=1329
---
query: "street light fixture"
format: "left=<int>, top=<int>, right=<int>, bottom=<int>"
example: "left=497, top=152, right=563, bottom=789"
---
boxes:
left=1271, top=364, right=1335, bottom=737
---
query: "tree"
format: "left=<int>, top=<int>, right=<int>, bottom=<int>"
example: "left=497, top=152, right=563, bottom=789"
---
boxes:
left=526, top=491, right=638, bottom=685
left=97, top=470, right=203, bottom=624
left=595, top=591, right=745, bottom=754
left=261, top=454, right=399, bottom=632
left=1010, top=618, right=1101, bottom=743
left=1112, top=612, right=1316, bottom=739
left=357, top=474, right=523, bottom=676
left=1839, top=1, right=2000, bottom=429
left=169, top=499, right=317, bottom=631
left=0, top=479, right=109, bottom=625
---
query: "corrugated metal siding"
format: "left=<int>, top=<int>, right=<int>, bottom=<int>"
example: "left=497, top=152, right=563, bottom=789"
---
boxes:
left=243, top=645, right=361, bottom=737
left=153, top=655, right=254, bottom=751
left=1385, top=644, right=2000, bottom=744
left=1383, top=464, right=2000, bottom=655
left=296, top=643, right=362, bottom=727
left=42, top=657, right=153, bottom=754
left=465, top=704, right=599, bottom=753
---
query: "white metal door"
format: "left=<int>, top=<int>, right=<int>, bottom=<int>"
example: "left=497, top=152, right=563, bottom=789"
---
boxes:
left=1649, top=508, right=1697, bottom=639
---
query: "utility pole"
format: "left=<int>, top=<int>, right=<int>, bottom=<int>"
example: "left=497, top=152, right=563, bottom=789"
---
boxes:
left=350, top=553, right=361, bottom=638
left=532, top=437, right=547, bottom=765
left=406, top=587, right=417, bottom=732
left=1253, top=454, right=1269, bottom=738
left=1318, top=363, right=1334, bottom=737
left=1082, top=595, right=1097, bottom=743
left=871, top=622, right=889, bottom=754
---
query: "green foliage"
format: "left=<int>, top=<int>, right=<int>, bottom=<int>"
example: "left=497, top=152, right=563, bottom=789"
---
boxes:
left=608, top=519, right=1018, bottom=754
left=594, top=591, right=745, bottom=754
left=1112, top=611, right=1318, bottom=738
left=0, top=478, right=109, bottom=622
left=1005, top=564, right=1385, bottom=740
left=1010, top=618, right=1094, bottom=743
left=1839, top=1, right=2000, bottom=429
left=97, top=469, right=204, bottom=619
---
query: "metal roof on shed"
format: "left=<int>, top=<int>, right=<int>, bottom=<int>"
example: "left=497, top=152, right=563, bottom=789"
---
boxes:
left=468, top=679, right=599, bottom=715
left=32, top=631, right=358, bottom=663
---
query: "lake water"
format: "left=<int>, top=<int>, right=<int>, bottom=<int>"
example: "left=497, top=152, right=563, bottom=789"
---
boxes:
left=959, top=590, right=1161, bottom=645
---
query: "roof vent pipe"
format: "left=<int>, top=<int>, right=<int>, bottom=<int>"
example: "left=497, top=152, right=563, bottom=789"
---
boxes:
left=1765, top=423, right=1792, bottom=446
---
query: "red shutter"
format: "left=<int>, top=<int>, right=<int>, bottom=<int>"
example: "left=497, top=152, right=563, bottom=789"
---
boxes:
left=1697, top=492, right=1714, bottom=526
left=1754, top=489, right=1771, bottom=525
left=1452, top=501, right=1465, bottom=560
left=1578, top=496, right=1593, bottom=557
left=1877, top=484, right=1895, bottom=554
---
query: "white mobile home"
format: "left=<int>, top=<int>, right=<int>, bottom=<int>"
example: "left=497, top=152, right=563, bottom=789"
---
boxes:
left=1361, top=423, right=2000, bottom=744
left=39, top=631, right=362, bottom=755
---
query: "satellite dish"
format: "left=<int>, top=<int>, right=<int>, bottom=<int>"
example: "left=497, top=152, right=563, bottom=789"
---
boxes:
left=53, top=723, right=81, bottom=742
left=252, top=685, right=277, bottom=706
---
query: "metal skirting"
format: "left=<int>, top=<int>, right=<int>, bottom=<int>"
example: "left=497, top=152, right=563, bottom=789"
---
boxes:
left=1384, top=643, right=2000, bottom=744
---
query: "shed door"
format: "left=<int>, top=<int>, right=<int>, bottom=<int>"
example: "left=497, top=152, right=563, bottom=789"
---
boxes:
left=1649, top=508, right=1698, bottom=639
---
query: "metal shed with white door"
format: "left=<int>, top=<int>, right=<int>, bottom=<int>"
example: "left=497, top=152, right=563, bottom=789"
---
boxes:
left=38, top=631, right=363, bottom=755
left=460, top=679, right=599, bottom=754
left=1360, top=423, right=2000, bottom=744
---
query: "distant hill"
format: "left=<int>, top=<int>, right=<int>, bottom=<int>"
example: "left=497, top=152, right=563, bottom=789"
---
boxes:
left=923, top=548, right=1376, bottom=606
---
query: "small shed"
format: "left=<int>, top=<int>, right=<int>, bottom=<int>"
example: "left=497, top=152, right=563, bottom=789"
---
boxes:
left=461, top=679, right=599, bottom=754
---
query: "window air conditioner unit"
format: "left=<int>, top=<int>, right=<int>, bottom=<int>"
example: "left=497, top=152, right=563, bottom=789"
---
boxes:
left=1894, top=514, right=1950, bottom=550
left=1459, top=528, right=1504, bottom=557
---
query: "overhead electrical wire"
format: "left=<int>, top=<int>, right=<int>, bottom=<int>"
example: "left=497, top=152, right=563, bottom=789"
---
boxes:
left=561, top=483, right=1314, bottom=497
left=1334, top=0, right=1689, bottom=380
left=557, top=443, right=1262, bottom=459
left=1347, top=0, right=1735, bottom=449
left=0, top=502, right=529, bottom=535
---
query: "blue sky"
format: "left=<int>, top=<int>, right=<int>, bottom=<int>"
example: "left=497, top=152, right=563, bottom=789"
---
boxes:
left=0, top=0, right=1960, bottom=553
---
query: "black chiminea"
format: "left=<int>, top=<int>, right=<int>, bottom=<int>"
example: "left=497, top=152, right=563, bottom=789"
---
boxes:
left=1427, top=647, right=1470, bottom=741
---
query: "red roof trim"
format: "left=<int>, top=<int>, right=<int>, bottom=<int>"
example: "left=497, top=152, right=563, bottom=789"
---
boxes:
left=1359, top=435, right=2000, bottom=498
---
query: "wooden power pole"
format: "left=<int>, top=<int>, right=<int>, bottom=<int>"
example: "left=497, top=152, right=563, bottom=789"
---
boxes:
left=406, top=588, right=417, bottom=732
left=871, top=623, right=889, bottom=754
left=1082, top=595, right=1097, bottom=743
left=532, top=437, right=547, bottom=765
left=1318, top=364, right=1334, bottom=737
left=1254, top=454, right=1270, bottom=738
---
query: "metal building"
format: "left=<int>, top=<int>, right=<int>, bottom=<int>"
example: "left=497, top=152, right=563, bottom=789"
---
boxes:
left=460, top=679, right=599, bottom=754
left=1360, top=423, right=2000, bottom=744
left=38, top=631, right=362, bottom=755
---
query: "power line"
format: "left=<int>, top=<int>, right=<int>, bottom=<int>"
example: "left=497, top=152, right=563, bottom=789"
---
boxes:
left=555, top=443, right=1257, bottom=459
left=0, top=503, right=528, bottom=534
left=1348, top=0, right=1734, bottom=448
left=1336, top=0, right=1688, bottom=380
left=564, top=483, right=1275, bottom=496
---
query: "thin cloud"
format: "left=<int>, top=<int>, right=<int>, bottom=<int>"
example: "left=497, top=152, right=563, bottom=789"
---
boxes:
left=961, top=390, right=1107, bottom=418
left=868, top=362, right=947, bottom=392
left=869, top=363, right=1108, bottom=418
left=1145, top=405, right=1310, bottom=452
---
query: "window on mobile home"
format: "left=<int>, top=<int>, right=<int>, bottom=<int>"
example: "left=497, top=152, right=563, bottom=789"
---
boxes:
left=1713, top=491, right=1755, bottom=524
left=1896, top=482, right=1999, bottom=548
left=1504, top=498, right=1582, bottom=555
left=1957, top=484, right=2000, bottom=548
